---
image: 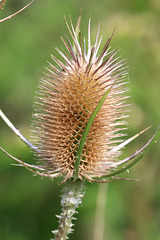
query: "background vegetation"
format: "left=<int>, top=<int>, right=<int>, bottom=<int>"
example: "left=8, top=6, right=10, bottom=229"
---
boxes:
left=0, top=0, right=160, bottom=239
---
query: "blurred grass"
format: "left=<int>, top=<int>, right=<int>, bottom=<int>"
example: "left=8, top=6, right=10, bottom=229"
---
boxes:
left=0, top=0, right=160, bottom=239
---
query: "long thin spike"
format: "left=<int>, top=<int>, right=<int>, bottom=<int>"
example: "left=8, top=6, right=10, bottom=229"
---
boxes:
left=0, top=147, right=45, bottom=170
left=61, top=35, right=76, bottom=61
left=111, top=126, right=151, bottom=153
left=94, top=21, right=101, bottom=49
left=70, top=16, right=82, bottom=56
left=93, top=21, right=101, bottom=59
left=87, top=17, right=91, bottom=60
left=101, top=126, right=160, bottom=178
left=0, top=0, right=34, bottom=23
left=96, top=28, right=115, bottom=65
left=92, top=49, right=117, bottom=77
left=0, top=109, right=39, bottom=152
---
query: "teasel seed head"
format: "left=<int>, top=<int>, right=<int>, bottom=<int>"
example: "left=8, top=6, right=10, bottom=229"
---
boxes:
left=31, top=17, right=129, bottom=182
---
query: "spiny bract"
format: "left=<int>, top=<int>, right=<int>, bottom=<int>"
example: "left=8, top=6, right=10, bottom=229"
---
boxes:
left=31, top=18, right=129, bottom=182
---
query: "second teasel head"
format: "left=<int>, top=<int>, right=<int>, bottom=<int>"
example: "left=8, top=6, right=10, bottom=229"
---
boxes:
left=31, top=17, right=129, bottom=182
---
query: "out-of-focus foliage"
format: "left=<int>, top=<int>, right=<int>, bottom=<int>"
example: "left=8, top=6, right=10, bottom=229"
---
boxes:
left=0, top=0, right=160, bottom=239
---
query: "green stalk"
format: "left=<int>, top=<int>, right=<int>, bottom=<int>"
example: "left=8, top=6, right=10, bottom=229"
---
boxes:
left=52, top=180, right=86, bottom=240
left=93, top=183, right=108, bottom=240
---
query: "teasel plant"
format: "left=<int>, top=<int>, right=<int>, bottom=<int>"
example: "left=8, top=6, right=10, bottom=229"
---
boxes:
left=0, top=3, right=160, bottom=240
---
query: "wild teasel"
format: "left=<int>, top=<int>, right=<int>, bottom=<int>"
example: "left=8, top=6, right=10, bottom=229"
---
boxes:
left=30, top=18, right=129, bottom=182
left=0, top=16, right=159, bottom=184
left=29, top=17, right=159, bottom=183
left=1, top=8, right=160, bottom=240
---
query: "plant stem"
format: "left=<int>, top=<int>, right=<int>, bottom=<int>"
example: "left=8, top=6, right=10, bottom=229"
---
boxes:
left=52, top=180, right=86, bottom=240
left=93, top=183, right=108, bottom=240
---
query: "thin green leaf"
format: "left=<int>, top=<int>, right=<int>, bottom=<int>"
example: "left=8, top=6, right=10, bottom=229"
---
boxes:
left=73, top=86, right=113, bottom=181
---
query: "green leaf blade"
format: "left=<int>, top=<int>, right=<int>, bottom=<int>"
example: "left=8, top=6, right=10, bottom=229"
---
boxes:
left=73, top=86, right=112, bottom=181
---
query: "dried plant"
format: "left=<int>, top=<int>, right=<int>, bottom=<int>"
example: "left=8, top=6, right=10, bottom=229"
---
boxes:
left=0, top=6, right=160, bottom=240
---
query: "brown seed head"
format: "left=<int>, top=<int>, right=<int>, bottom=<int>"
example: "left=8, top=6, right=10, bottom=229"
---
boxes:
left=31, top=18, right=129, bottom=181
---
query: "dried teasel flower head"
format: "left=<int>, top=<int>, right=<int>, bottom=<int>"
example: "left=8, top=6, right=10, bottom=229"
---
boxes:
left=31, top=16, right=130, bottom=183
left=0, top=15, right=159, bottom=183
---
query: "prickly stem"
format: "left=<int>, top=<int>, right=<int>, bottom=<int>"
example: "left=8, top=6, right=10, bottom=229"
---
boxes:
left=52, top=180, right=85, bottom=240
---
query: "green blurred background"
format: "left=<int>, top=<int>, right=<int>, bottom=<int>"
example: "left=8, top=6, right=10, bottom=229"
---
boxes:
left=0, top=0, right=160, bottom=239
